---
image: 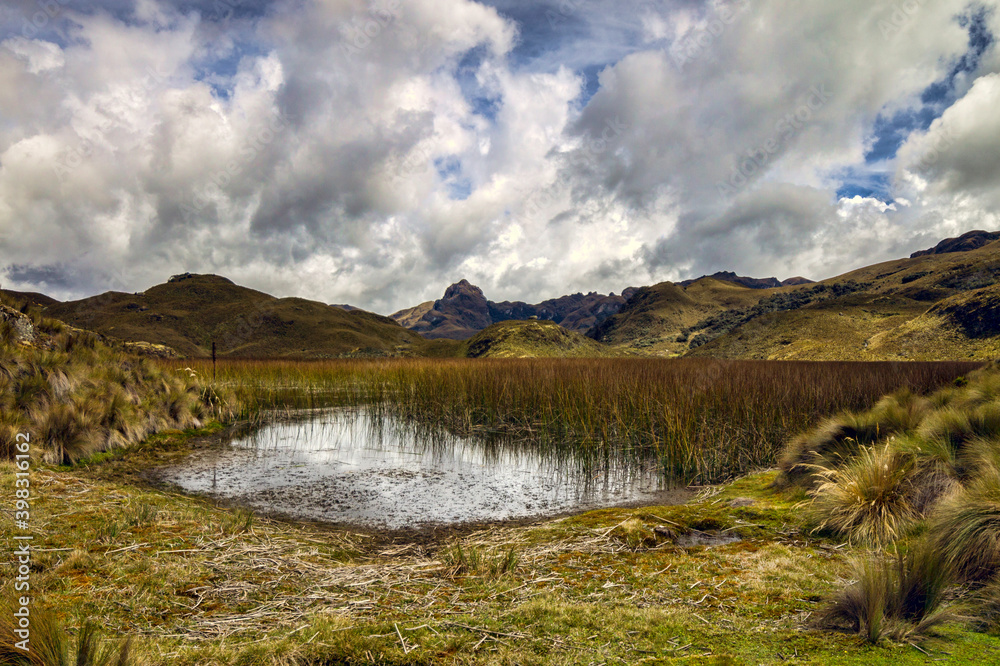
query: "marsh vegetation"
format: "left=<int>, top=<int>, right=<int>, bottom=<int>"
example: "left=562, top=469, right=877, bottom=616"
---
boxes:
left=178, top=357, right=981, bottom=484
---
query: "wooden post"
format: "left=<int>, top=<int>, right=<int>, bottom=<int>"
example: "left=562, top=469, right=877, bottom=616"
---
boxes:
left=212, top=340, right=217, bottom=382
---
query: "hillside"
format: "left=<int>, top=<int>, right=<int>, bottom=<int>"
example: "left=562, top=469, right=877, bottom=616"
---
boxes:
left=390, top=279, right=632, bottom=340
left=686, top=234, right=1000, bottom=360
left=462, top=320, right=611, bottom=358
left=0, top=293, right=222, bottom=464
left=0, top=288, right=60, bottom=307
left=590, top=277, right=780, bottom=355
left=42, top=273, right=435, bottom=358
left=591, top=231, right=1000, bottom=360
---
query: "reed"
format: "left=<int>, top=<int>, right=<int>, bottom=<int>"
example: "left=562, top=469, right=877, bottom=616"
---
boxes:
left=170, top=357, right=979, bottom=484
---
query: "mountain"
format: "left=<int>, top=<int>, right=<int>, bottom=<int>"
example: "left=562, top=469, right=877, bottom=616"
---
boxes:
left=684, top=233, right=1000, bottom=360
left=589, top=277, right=778, bottom=355
left=11, top=229, right=1000, bottom=361
left=676, top=271, right=814, bottom=289
left=390, top=279, right=633, bottom=340
left=595, top=230, right=1000, bottom=359
left=910, top=230, right=1000, bottom=257
left=42, top=273, right=437, bottom=358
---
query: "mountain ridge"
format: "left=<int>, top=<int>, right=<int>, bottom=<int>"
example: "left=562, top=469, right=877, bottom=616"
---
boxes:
left=389, top=279, right=636, bottom=340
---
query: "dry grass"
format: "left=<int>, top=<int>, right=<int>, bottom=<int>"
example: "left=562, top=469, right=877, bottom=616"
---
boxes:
left=931, top=470, right=1000, bottom=582
left=817, top=544, right=953, bottom=644
left=0, top=295, right=234, bottom=464
left=0, top=603, right=138, bottom=666
left=806, top=444, right=920, bottom=546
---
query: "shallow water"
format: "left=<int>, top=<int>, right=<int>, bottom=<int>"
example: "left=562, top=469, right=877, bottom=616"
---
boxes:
left=156, top=409, right=680, bottom=529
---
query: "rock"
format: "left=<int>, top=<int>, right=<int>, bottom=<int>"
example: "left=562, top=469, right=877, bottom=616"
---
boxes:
left=0, top=304, right=36, bottom=345
left=121, top=341, right=180, bottom=358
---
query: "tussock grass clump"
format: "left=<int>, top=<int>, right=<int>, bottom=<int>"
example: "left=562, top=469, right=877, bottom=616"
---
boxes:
left=807, top=444, right=920, bottom=546
left=931, top=472, right=1000, bottom=582
left=971, top=579, right=1000, bottom=634
left=817, top=544, right=952, bottom=644
left=0, top=604, right=137, bottom=666
left=778, top=389, right=932, bottom=488
left=443, top=544, right=519, bottom=578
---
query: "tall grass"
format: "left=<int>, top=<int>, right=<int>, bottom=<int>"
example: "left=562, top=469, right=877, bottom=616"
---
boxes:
left=0, top=604, right=137, bottom=666
left=172, top=357, right=979, bottom=484
left=817, top=544, right=953, bottom=643
left=1, top=295, right=233, bottom=464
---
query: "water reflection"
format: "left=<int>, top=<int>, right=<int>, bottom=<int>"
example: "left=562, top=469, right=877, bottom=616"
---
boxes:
left=157, top=409, right=676, bottom=529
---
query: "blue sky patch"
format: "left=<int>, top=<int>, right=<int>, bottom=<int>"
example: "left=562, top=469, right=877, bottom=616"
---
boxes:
left=435, top=156, right=473, bottom=200
left=864, top=6, right=994, bottom=164
left=835, top=169, right=893, bottom=202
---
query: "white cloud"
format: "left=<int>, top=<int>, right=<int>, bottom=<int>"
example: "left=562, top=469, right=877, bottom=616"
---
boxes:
left=0, top=0, right=998, bottom=311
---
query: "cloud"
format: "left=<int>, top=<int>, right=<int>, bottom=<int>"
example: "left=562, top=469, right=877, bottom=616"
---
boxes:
left=0, top=0, right=998, bottom=313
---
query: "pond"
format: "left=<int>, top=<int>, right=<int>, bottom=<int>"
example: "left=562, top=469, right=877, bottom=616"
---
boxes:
left=155, top=409, right=682, bottom=529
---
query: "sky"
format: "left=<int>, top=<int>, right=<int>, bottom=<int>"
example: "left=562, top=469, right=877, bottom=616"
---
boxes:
left=0, top=0, right=998, bottom=314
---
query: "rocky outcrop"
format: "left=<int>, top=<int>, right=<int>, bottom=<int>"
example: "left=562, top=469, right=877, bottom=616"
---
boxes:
left=120, top=341, right=181, bottom=358
left=928, top=285, right=1000, bottom=338
left=391, top=281, right=632, bottom=340
left=0, top=304, right=36, bottom=345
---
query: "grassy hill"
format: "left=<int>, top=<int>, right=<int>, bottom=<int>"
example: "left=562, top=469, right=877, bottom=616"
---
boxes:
left=591, top=277, right=780, bottom=355
left=42, top=274, right=440, bottom=359
left=591, top=235, right=1000, bottom=361
left=686, top=239, right=1000, bottom=361
left=462, top=320, right=611, bottom=358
